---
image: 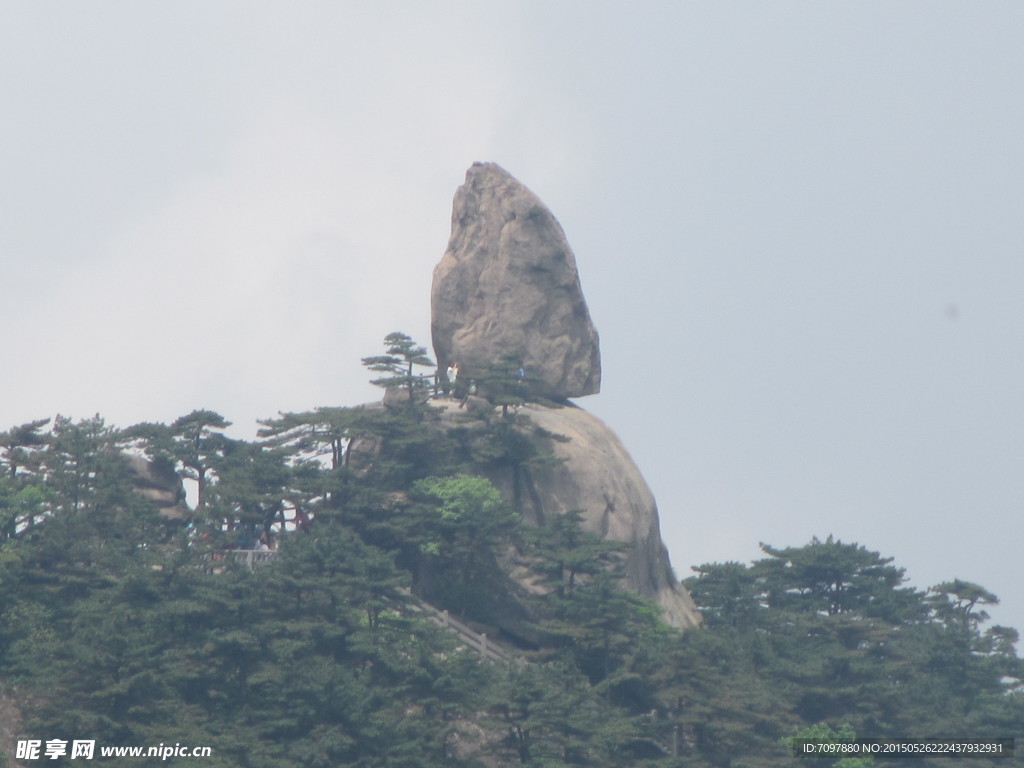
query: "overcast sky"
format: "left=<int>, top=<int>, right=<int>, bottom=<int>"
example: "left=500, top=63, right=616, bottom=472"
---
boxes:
left=4, top=2, right=1023, bottom=636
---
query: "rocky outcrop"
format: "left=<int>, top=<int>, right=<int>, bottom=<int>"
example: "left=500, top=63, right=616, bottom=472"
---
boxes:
left=429, top=400, right=701, bottom=629
left=431, top=162, right=601, bottom=400
left=507, top=404, right=699, bottom=628
left=123, top=454, right=189, bottom=520
left=426, top=163, right=699, bottom=630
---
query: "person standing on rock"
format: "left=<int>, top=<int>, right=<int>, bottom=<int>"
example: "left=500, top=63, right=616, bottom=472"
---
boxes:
left=442, top=362, right=457, bottom=396
left=454, top=372, right=469, bottom=400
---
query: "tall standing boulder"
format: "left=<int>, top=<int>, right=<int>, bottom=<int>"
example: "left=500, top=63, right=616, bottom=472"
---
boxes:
left=431, top=162, right=601, bottom=400
left=427, top=163, right=701, bottom=630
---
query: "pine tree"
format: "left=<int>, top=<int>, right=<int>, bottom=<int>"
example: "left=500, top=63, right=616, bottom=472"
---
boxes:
left=756, top=536, right=924, bottom=621
left=0, top=417, right=50, bottom=480
left=411, top=474, right=520, bottom=620
left=361, top=332, right=435, bottom=404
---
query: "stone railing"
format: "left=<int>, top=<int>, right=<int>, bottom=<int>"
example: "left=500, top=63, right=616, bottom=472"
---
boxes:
left=407, top=600, right=523, bottom=666
left=224, top=549, right=278, bottom=570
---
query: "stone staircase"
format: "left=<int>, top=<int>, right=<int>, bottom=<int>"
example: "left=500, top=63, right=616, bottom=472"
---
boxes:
left=402, top=594, right=525, bottom=666
left=227, top=548, right=681, bottom=754
left=228, top=550, right=524, bottom=665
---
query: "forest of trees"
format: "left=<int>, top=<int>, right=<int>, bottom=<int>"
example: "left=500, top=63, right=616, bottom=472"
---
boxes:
left=0, top=333, right=1020, bottom=767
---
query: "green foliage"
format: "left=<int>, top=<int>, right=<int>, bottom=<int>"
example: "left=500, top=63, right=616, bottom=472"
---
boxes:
left=205, top=439, right=290, bottom=542
left=527, top=510, right=626, bottom=598
left=685, top=561, right=763, bottom=632
left=484, top=662, right=644, bottom=767
left=411, top=474, right=520, bottom=619
left=0, top=417, right=50, bottom=479
left=469, top=353, right=563, bottom=413
left=2, top=346, right=1022, bottom=768
left=682, top=537, right=1024, bottom=767
left=125, top=409, right=232, bottom=513
left=258, top=405, right=364, bottom=471
left=757, top=536, right=924, bottom=621
left=926, top=578, right=999, bottom=629
left=524, top=512, right=666, bottom=716
left=473, top=353, right=530, bottom=416
left=362, top=332, right=435, bottom=404
left=0, top=478, right=46, bottom=540
left=2, top=513, right=479, bottom=766
left=783, top=722, right=874, bottom=768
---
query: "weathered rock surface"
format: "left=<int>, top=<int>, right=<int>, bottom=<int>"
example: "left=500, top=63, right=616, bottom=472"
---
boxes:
left=428, top=400, right=702, bottom=629
left=123, top=454, right=190, bottom=520
left=431, top=162, right=601, bottom=400
left=426, top=163, right=699, bottom=630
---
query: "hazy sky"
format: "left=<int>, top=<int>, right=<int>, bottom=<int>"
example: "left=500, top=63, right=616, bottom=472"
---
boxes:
left=4, top=2, right=1023, bottom=636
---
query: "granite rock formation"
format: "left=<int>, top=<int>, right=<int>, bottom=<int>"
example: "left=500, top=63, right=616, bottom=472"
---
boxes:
left=503, top=404, right=699, bottom=628
left=429, top=400, right=702, bottom=629
left=427, top=163, right=700, bottom=629
left=431, top=162, right=601, bottom=400
left=123, top=454, right=190, bottom=520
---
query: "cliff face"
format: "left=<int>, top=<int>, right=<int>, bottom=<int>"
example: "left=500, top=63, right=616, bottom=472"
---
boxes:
left=427, top=400, right=701, bottom=629
left=428, top=163, right=700, bottom=629
left=500, top=404, right=699, bottom=628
